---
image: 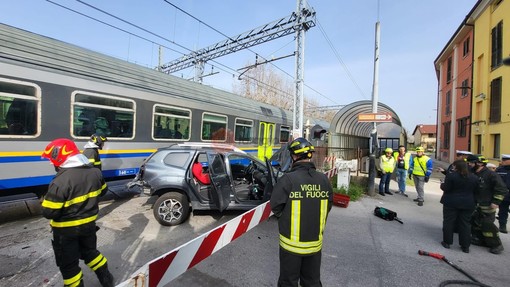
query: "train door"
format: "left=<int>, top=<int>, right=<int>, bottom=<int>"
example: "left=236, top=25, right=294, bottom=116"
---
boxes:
left=207, top=152, right=232, bottom=211
left=258, top=122, right=275, bottom=160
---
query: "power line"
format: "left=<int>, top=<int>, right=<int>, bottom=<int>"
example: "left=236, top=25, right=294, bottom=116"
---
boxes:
left=48, top=0, right=333, bottom=109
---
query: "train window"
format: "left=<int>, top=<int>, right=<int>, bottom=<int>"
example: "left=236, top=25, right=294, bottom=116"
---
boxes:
left=153, top=105, right=191, bottom=141
left=72, top=92, right=135, bottom=139
left=280, top=125, right=291, bottom=143
left=0, top=78, right=40, bottom=137
left=202, top=113, right=227, bottom=141
left=234, top=118, right=253, bottom=143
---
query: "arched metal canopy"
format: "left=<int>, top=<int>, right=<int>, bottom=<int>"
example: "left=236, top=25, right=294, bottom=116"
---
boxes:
left=330, top=100, right=403, bottom=137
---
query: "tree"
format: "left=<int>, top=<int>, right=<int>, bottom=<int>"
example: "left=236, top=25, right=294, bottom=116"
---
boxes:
left=233, top=63, right=332, bottom=121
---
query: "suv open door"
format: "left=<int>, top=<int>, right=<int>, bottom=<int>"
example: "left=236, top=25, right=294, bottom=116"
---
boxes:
left=207, top=152, right=233, bottom=211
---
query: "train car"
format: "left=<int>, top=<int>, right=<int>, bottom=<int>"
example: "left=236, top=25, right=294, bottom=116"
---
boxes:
left=0, top=23, right=300, bottom=198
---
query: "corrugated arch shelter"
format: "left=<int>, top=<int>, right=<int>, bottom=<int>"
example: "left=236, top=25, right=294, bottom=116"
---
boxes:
left=328, top=100, right=406, bottom=160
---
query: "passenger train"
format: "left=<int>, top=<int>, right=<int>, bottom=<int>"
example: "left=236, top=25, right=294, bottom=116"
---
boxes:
left=0, top=23, right=327, bottom=197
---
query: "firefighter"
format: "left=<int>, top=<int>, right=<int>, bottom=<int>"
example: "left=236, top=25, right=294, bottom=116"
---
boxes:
left=41, top=138, right=114, bottom=287
left=270, top=138, right=333, bottom=287
left=408, top=146, right=433, bottom=206
left=496, top=154, right=510, bottom=233
left=83, top=134, right=107, bottom=170
left=466, top=154, right=507, bottom=254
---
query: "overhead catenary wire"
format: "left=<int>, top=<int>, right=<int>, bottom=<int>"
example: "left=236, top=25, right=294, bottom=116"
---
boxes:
left=48, top=0, right=338, bottom=109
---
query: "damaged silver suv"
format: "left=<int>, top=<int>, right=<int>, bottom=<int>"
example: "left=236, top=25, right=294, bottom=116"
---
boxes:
left=127, top=143, right=275, bottom=226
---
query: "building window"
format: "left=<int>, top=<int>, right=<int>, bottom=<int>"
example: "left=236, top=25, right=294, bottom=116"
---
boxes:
left=445, top=90, right=451, bottom=115
left=463, top=37, right=470, bottom=57
left=446, top=57, right=452, bottom=83
left=489, top=77, right=502, bottom=123
left=460, top=79, right=469, bottom=98
left=476, top=135, right=482, bottom=154
left=457, top=117, right=468, bottom=137
left=443, top=122, right=450, bottom=149
left=491, top=21, right=503, bottom=69
left=493, top=134, right=501, bottom=159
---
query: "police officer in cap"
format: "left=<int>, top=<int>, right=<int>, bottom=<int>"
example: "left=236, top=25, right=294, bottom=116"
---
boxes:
left=496, top=154, right=510, bottom=233
left=270, top=138, right=333, bottom=287
left=466, top=154, right=507, bottom=254
left=438, top=150, right=472, bottom=175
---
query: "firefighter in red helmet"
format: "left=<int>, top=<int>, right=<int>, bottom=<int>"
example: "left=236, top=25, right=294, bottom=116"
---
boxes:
left=41, top=138, right=114, bottom=287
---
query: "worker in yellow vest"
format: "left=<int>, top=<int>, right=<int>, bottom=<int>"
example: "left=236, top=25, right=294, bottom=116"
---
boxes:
left=409, top=146, right=433, bottom=206
left=379, top=147, right=396, bottom=196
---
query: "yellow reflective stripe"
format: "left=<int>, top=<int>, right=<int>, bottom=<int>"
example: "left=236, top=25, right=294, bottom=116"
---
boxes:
left=482, top=232, right=495, bottom=238
left=290, top=200, right=300, bottom=242
left=293, top=146, right=313, bottom=154
left=494, top=195, right=505, bottom=201
left=41, top=199, right=64, bottom=209
left=319, top=199, right=328, bottom=238
left=50, top=214, right=97, bottom=228
left=279, top=235, right=322, bottom=254
left=63, top=271, right=82, bottom=287
left=64, top=184, right=106, bottom=208
left=42, top=183, right=106, bottom=210
left=88, top=158, right=95, bottom=163
left=93, top=161, right=101, bottom=166
left=479, top=206, right=497, bottom=213
left=87, top=254, right=107, bottom=271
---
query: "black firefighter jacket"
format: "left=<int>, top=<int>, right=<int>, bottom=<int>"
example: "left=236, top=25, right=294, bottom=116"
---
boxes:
left=42, top=166, right=107, bottom=229
left=270, top=161, right=333, bottom=255
left=474, top=167, right=508, bottom=211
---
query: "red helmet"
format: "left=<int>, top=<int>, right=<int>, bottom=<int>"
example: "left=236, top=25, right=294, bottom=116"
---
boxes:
left=42, top=138, right=80, bottom=167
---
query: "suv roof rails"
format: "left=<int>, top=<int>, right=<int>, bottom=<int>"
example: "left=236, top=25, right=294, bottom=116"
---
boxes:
left=177, top=142, right=246, bottom=153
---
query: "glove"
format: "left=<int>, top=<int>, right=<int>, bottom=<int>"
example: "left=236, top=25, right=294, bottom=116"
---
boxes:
left=408, top=173, right=412, bottom=180
left=424, top=176, right=429, bottom=183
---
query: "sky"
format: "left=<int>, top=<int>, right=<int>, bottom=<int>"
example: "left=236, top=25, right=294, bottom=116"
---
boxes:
left=0, top=0, right=479, bottom=132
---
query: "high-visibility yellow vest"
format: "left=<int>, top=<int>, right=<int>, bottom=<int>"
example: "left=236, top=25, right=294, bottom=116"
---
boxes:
left=412, top=155, right=430, bottom=176
left=393, top=151, right=411, bottom=170
left=380, top=155, right=395, bottom=173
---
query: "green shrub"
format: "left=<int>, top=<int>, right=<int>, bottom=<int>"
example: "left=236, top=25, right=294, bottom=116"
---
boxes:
left=332, top=181, right=365, bottom=202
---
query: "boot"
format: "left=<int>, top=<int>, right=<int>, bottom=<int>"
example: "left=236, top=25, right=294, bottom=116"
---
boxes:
left=499, top=223, right=508, bottom=234
left=490, top=245, right=504, bottom=255
left=95, top=263, right=115, bottom=287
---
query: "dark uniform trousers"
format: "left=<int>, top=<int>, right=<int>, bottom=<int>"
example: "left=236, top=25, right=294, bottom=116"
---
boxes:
left=471, top=209, right=502, bottom=248
left=442, top=206, right=473, bottom=247
left=498, top=194, right=510, bottom=226
left=278, top=248, right=322, bottom=287
left=52, top=223, right=111, bottom=287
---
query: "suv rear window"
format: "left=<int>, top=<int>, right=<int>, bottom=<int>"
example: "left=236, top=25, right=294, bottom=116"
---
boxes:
left=163, top=152, right=191, bottom=167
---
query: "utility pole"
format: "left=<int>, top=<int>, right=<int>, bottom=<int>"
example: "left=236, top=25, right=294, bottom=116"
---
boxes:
left=368, top=20, right=381, bottom=197
left=293, top=0, right=306, bottom=138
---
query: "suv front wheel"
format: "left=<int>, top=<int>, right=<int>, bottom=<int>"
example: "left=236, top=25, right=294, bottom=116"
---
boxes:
left=153, top=192, right=190, bottom=226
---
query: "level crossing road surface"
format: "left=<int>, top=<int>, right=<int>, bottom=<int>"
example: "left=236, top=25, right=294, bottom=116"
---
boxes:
left=1, top=168, right=510, bottom=287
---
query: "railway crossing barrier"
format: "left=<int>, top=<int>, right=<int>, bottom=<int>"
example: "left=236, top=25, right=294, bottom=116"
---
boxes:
left=116, top=168, right=337, bottom=287
left=115, top=201, right=272, bottom=287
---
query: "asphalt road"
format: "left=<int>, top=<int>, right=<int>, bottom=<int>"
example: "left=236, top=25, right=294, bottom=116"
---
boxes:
left=1, top=161, right=510, bottom=287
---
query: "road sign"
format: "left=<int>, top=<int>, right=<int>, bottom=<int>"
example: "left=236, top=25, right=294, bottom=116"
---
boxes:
left=357, top=113, right=393, bottom=122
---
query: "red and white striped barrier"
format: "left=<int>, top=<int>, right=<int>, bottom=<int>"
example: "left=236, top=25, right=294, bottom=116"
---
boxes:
left=324, top=168, right=338, bottom=179
left=116, top=201, right=273, bottom=287
left=323, top=156, right=336, bottom=164
left=117, top=169, right=334, bottom=287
